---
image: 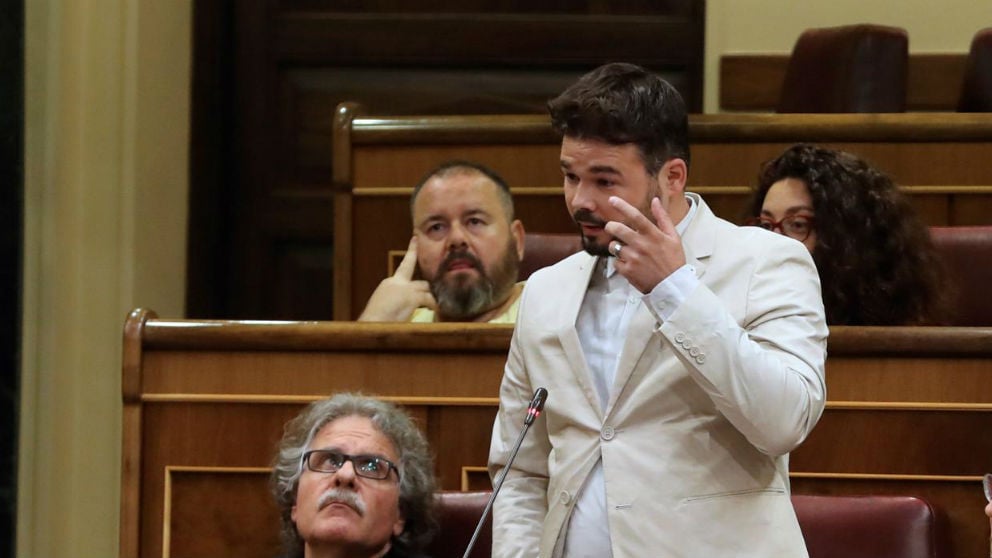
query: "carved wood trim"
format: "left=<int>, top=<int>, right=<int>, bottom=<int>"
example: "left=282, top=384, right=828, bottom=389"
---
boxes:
left=331, top=103, right=361, bottom=320
left=137, top=319, right=515, bottom=351
left=354, top=185, right=992, bottom=197
left=162, top=466, right=271, bottom=558
left=121, top=308, right=155, bottom=558
left=350, top=113, right=992, bottom=144
left=790, top=472, right=985, bottom=483
left=825, top=401, right=992, bottom=411
left=461, top=466, right=489, bottom=492
left=132, top=317, right=992, bottom=356
left=140, top=394, right=501, bottom=406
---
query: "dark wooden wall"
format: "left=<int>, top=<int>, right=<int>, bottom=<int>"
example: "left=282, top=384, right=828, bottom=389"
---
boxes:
left=721, top=54, right=968, bottom=112
left=185, top=1, right=707, bottom=320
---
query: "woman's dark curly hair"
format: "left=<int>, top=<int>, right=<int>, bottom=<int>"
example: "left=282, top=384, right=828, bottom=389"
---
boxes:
left=746, top=144, right=951, bottom=325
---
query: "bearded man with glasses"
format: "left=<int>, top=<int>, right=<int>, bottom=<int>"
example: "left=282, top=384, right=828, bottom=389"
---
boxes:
left=271, top=393, right=437, bottom=558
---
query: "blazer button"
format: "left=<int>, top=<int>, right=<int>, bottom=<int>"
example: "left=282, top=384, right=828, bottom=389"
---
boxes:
left=674, top=332, right=686, bottom=343
left=695, top=354, right=706, bottom=364
left=689, top=347, right=700, bottom=357
left=559, top=490, right=571, bottom=505
left=601, top=425, right=615, bottom=440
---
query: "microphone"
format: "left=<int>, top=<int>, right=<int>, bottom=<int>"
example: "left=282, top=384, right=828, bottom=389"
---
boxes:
left=461, top=387, right=548, bottom=558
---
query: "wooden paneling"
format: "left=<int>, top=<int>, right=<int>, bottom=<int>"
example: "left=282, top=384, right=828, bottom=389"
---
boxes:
left=333, top=111, right=992, bottom=319
left=720, top=53, right=968, bottom=112
left=120, top=309, right=992, bottom=558
left=186, top=1, right=706, bottom=320
left=165, top=468, right=281, bottom=558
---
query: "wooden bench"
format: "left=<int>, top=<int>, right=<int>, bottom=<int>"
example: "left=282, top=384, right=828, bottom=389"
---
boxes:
left=120, top=309, right=992, bottom=558
left=331, top=108, right=992, bottom=319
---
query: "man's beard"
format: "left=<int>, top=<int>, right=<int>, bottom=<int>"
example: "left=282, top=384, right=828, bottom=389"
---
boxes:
left=572, top=194, right=660, bottom=258
left=572, top=208, right=612, bottom=257
left=429, top=239, right=519, bottom=321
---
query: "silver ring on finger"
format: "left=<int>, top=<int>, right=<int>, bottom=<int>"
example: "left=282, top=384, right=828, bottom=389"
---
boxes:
left=612, top=241, right=624, bottom=258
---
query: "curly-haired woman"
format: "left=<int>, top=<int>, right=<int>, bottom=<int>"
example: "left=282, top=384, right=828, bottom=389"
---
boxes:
left=745, top=144, right=950, bottom=325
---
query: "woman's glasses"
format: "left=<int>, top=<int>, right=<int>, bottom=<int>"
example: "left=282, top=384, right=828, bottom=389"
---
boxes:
left=744, top=215, right=815, bottom=242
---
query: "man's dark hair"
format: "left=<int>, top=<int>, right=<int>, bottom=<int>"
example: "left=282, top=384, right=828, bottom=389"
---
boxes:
left=548, top=62, right=690, bottom=175
left=747, top=144, right=951, bottom=326
left=410, top=160, right=514, bottom=221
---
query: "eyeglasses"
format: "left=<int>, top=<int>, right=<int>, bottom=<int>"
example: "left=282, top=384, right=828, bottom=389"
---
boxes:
left=301, top=449, right=400, bottom=481
left=744, top=215, right=816, bottom=242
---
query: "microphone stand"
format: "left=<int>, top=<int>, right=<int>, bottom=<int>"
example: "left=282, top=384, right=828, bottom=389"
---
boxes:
left=461, top=388, right=547, bottom=558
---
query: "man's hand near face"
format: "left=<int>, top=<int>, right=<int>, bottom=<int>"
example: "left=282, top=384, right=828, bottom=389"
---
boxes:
left=603, top=195, right=687, bottom=293
left=358, top=236, right=437, bottom=322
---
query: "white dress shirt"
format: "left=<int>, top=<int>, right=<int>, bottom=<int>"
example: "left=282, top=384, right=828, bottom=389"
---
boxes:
left=563, top=195, right=699, bottom=557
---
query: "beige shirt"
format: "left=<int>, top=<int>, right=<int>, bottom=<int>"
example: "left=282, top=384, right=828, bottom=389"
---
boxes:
left=409, top=282, right=524, bottom=324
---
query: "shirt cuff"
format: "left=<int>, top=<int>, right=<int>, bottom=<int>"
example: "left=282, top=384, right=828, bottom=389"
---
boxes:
left=643, top=264, right=699, bottom=323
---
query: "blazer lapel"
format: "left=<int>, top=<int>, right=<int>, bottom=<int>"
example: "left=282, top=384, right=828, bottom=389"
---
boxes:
left=604, top=305, right=655, bottom=415
left=682, top=193, right=717, bottom=279
left=604, top=194, right=719, bottom=414
left=556, top=253, right=605, bottom=418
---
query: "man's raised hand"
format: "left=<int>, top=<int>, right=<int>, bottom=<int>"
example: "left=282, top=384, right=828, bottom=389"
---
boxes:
left=357, top=236, right=437, bottom=321
left=603, top=196, right=686, bottom=293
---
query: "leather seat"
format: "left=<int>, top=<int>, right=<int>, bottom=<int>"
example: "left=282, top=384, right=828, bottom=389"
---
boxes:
left=930, top=225, right=992, bottom=326
left=957, top=28, right=992, bottom=112
left=778, top=24, right=908, bottom=113
left=427, top=491, right=491, bottom=558
left=428, top=491, right=950, bottom=558
left=520, top=232, right=582, bottom=280
left=793, top=494, right=948, bottom=558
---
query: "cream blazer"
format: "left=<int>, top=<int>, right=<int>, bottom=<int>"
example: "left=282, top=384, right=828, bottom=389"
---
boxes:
left=489, top=197, right=828, bottom=558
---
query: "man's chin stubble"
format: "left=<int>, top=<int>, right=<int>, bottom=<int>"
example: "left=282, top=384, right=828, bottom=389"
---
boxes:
left=581, top=235, right=612, bottom=257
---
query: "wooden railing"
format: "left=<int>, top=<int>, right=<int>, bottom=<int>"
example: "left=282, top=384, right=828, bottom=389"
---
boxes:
left=121, top=309, right=992, bottom=558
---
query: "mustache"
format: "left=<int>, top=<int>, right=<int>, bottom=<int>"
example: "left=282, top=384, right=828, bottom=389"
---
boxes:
left=439, top=248, right=484, bottom=274
left=317, top=488, right=366, bottom=516
left=572, top=208, right=607, bottom=227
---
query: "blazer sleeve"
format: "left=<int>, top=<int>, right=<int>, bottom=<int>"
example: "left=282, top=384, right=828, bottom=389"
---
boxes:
left=488, top=286, right=553, bottom=558
left=659, top=236, right=828, bottom=456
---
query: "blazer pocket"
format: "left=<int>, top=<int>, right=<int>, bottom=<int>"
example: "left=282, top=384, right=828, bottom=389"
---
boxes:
left=679, top=486, right=786, bottom=506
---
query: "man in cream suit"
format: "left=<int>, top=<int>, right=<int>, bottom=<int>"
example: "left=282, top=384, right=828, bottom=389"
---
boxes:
left=488, top=63, right=828, bottom=557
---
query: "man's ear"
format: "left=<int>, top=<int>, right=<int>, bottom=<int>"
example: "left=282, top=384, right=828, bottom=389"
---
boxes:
left=392, top=513, right=406, bottom=537
left=511, top=219, right=526, bottom=261
left=662, top=158, right=688, bottom=195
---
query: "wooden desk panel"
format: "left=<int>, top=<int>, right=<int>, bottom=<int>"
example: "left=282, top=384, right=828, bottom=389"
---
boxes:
left=121, top=309, right=992, bottom=558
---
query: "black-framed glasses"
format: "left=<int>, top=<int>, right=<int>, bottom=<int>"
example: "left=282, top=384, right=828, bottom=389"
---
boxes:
left=744, top=215, right=816, bottom=242
left=301, top=449, right=400, bottom=481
